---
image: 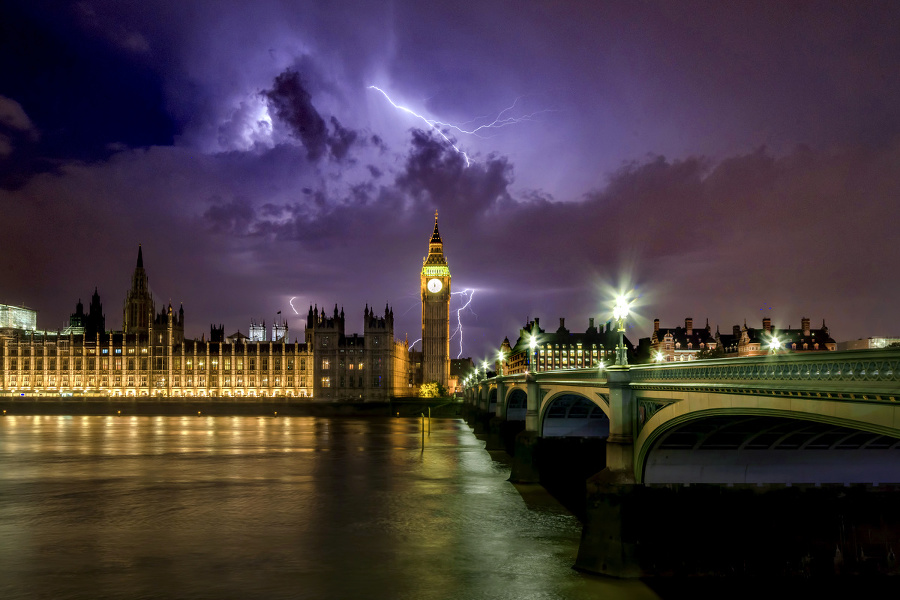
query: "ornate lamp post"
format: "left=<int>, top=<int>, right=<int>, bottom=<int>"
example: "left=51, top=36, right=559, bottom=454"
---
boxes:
left=768, top=335, right=782, bottom=355
left=497, top=350, right=505, bottom=377
left=613, top=295, right=630, bottom=366
left=482, top=359, right=490, bottom=380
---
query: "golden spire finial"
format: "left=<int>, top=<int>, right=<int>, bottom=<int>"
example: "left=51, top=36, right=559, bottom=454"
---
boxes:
left=435, top=209, right=438, bottom=222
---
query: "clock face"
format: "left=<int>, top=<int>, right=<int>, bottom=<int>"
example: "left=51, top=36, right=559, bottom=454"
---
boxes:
left=427, top=278, right=443, bottom=293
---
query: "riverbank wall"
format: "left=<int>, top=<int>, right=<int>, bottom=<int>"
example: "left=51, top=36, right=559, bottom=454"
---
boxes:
left=0, top=397, right=463, bottom=418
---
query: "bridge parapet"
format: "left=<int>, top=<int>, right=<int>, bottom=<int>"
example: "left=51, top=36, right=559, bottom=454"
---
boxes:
left=630, top=349, right=900, bottom=400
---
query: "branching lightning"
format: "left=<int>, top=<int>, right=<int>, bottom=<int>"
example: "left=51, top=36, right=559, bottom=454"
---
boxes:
left=450, top=289, right=476, bottom=358
left=368, top=86, right=552, bottom=167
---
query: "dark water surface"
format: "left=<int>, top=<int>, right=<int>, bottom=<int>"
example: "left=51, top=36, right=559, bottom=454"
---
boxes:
left=0, top=415, right=655, bottom=599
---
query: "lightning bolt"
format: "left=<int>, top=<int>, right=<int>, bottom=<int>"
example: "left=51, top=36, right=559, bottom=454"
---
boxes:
left=450, top=289, right=476, bottom=358
left=368, top=86, right=553, bottom=167
left=408, top=338, right=421, bottom=351
left=289, top=297, right=299, bottom=315
left=369, top=85, right=471, bottom=166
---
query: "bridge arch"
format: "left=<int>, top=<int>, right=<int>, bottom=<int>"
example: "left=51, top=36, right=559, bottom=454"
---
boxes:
left=506, top=388, right=527, bottom=421
left=637, top=405, right=900, bottom=485
left=488, top=387, right=498, bottom=414
left=540, top=391, right=610, bottom=438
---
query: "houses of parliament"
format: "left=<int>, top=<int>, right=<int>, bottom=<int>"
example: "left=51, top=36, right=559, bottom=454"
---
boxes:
left=0, top=217, right=455, bottom=401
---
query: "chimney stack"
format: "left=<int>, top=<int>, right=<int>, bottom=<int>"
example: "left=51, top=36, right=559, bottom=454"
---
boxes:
left=654, top=318, right=660, bottom=332
left=763, top=317, right=772, bottom=333
left=801, top=317, right=810, bottom=336
left=685, top=317, right=693, bottom=335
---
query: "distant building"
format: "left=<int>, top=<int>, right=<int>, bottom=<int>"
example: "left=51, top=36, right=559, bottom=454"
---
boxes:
left=450, top=357, right=475, bottom=394
left=0, top=303, right=36, bottom=332
left=717, top=317, right=836, bottom=357
left=838, top=337, right=900, bottom=351
left=504, top=316, right=630, bottom=375
left=247, top=316, right=288, bottom=343
left=249, top=320, right=267, bottom=342
left=650, top=318, right=717, bottom=362
left=65, top=289, right=106, bottom=338
left=272, top=316, right=288, bottom=342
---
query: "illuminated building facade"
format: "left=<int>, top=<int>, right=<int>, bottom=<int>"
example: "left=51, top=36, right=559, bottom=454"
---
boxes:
left=0, top=303, right=36, bottom=333
left=717, top=317, right=837, bottom=356
left=0, top=246, right=415, bottom=400
left=504, top=317, right=628, bottom=375
left=421, top=212, right=451, bottom=388
left=650, top=317, right=717, bottom=362
left=306, top=303, right=412, bottom=401
left=0, top=329, right=314, bottom=398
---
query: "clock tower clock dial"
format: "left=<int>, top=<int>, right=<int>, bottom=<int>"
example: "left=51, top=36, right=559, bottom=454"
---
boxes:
left=421, top=211, right=451, bottom=389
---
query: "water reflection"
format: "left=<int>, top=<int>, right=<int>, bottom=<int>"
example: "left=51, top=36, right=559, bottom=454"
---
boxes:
left=0, top=416, right=655, bottom=599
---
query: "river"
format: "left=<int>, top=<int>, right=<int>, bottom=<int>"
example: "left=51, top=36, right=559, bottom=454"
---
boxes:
left=0, top=415, right=656, bottom=599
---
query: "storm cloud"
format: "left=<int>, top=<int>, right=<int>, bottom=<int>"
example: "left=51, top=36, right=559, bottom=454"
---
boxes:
left=2, top=1, right=900, bottom=356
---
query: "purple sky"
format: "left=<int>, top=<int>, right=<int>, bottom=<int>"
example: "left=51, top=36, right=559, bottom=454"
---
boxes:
left=2, top=1, right=899, bottom=359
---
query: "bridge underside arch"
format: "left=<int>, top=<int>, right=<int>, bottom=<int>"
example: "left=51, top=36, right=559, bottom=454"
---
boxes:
left=488, top=388, right=497, bottom=413
left=644, top=415, right=900, bottom=485
left=506, top=389, right=527, bottom=421
left=541, top=393, right=609, bottom=438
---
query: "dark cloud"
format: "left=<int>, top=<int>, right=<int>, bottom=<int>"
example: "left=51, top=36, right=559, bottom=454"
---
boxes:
left=204, top=196, right=257, bottom=236
left=263, top=70, right=329, bottom=161
left=327, top=116, right=357, bottom=162
left=396, top=129, right=514, bottom=215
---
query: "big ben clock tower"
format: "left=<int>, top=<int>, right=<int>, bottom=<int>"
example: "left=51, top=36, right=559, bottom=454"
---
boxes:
left=421, top=211, right=451, bottom=389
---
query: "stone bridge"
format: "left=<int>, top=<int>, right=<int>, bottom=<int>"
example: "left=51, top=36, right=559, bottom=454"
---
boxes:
left=465, top=348, right=900, bottom=485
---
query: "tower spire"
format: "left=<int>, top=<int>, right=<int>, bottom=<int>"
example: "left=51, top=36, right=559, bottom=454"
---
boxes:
left=137, top=244, right=143, bottom=269
left=430, top=210, right=442, bottom=244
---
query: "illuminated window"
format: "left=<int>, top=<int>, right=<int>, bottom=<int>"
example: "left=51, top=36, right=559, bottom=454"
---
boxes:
left=322, top=377, right=331, bottom=388
left=322, top=359, right=330, bottom=369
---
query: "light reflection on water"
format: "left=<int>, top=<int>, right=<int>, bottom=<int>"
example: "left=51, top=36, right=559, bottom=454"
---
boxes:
left=0, top=415, right=655, bottom=599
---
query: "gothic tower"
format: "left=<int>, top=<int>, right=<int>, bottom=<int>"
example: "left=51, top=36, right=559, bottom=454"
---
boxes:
left=421, top=211, right=451, bottom=388
left=123, top=245, right=154, bottom=335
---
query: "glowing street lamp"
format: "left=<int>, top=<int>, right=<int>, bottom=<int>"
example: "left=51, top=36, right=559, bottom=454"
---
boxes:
left=613, top=295, right=630, bottom=366
left=529, top=335, right=538, bottom=373
left=768, top=335, right=783, bottom=354
left=482, top=359, right=489, bottom=379
left=654, top=351, right=666, bottom=363
left=497, top=350, right=505, bottom=377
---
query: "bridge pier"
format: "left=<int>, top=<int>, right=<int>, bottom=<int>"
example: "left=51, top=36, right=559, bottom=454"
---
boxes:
left=509, top=375, right=542, bottom=483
